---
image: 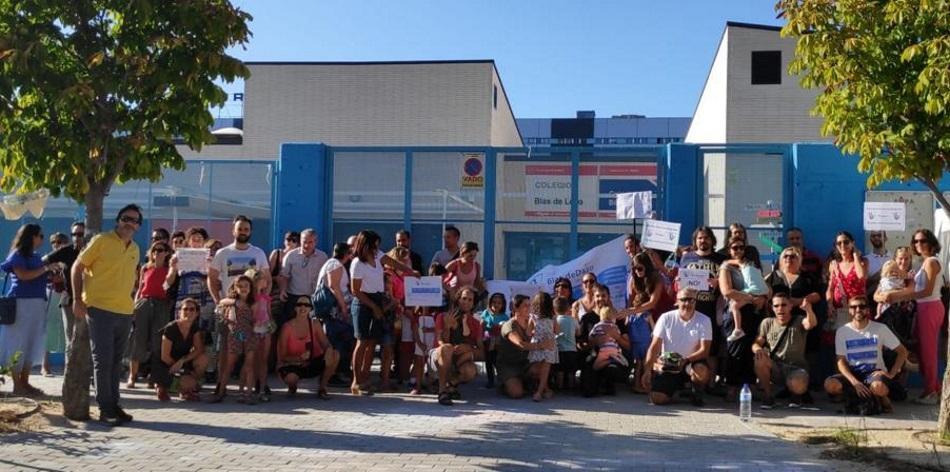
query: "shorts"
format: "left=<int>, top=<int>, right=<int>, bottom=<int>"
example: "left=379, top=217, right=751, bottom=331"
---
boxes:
left=770, top=360, right=808, bottom=386
left=351, top=296, right=385, bottom=341
left=228, top=329, right=258, bottom=356
left=278, top=357, right=326, bottom=380
left=558, top=351, right=578, bottom=374
left=651, top=361, right=708, bottom=398
left=829, top=371, right=907, bottom=401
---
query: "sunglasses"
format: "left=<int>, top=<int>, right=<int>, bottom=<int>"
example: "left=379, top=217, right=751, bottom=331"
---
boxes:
left=582, top=279, right=595, bottom=285
left=730, top=245, right=745, bottom=251
left=120, top=215, right=142, bottom=224
left=71, top=232, right=85, bottom=237
left=848, top=304, right=868, bottom=310
left=296, top=303, right=313, bottom=308
left=678, top=297, right=696, bottom=302
left=633, top=266, right=646, bottom=272
left=782, top=254, right=797, bottom=259
left=913, top=239, right=928, bottom=244
left=835, top=240, right=851, bottom=246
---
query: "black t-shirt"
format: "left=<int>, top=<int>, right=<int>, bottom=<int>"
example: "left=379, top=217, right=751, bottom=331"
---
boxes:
left=679, top=251, right=728, bottom=322
left=765, top=270, right=819, bottom=317
left=160, top=320, right=200, bottom=365
left=44, top=244, right=80, bottom=299
left=577, top=311, right=601, bottom=351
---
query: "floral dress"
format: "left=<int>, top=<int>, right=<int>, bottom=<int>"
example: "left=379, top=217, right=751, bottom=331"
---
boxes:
left=528, top=316, right=558, bottom=364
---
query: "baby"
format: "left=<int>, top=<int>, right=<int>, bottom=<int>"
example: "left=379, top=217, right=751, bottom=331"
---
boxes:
left=876, top=260, right=906, bottom=318
left=589, top=307, right=629, bottom=369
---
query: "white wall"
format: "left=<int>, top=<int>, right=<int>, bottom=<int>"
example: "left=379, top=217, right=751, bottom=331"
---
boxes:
left=490, top=66, right=524, bottom=146
left=725, top=27, right=828, bottom=143
left=685, top=29, right=728, bottom=143
left=177, top=61, right=505, bottom=160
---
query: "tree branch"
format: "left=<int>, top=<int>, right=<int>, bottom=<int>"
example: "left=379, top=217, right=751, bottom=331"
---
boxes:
left=919, top=176, right=950, bottom=219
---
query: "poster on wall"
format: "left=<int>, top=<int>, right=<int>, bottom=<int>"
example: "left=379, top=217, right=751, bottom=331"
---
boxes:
left=863, top=201, right=906, bottom=231
left=460, top=153, right=485, bottom=188
left=524, top=163, right=656, bottom=219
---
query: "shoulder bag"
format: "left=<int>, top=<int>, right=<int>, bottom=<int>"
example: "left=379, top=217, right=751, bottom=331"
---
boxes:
left=0, top=272, right=16, bottom=325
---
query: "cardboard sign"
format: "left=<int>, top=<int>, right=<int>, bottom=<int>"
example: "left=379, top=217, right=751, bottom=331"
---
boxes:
left=863, top=202, right=905, bottom=231
left=615, top=191, right=653, bottom=220
left=641, top=219, right=681, bottom=252
left=678, top=268, right=710, bottom=291
left=404, top=276, right=444, bottom=307
left=176, top=248, right=210, bottom=274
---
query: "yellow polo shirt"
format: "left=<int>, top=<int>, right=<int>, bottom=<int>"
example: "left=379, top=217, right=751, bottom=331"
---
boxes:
left=77, top=231, right=140, bottom=315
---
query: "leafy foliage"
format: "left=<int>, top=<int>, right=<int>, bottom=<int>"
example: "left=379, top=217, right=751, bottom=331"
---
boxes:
left=0, top=0, right=251, bottom=228
left=778, top=0, right=950, bottom=190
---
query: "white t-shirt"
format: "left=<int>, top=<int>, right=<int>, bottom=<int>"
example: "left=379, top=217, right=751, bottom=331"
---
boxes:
left=652, top=309, right=713, bottom=357
left=316, top=258, right=351, bottom=300
left=835, top=320, right=901, bottom=375
left=350, top=252, right=385, bottom=294
left=210, top=243, right=269, bottom=298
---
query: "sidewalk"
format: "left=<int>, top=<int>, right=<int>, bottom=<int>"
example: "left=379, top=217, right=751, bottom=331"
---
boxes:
left=0, top=372, right=932, bottom=471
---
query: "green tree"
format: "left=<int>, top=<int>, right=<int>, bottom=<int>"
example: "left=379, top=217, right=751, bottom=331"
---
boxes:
left=0, top=0, right=251, bottom=420
left=778, top=0, right=950, bottom=438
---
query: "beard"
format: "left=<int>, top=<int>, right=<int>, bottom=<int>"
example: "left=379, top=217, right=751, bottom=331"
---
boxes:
left=236, top=234, right=251, bottom=244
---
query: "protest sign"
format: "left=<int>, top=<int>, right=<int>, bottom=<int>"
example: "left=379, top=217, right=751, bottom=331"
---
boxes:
left=404, top=276, right=444, bottom=307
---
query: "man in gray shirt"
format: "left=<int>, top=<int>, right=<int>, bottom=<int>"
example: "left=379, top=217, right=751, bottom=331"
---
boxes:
left=278, top=228, right=327, bottom=326
left=431, top=225, right=461, bottom=268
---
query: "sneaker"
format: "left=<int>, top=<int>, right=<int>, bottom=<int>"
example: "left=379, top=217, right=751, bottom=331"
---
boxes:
left=915, top=392, right=940, bottom=405
left=98, top=413, right=121, bottom=427
left=115, top=407, right=133, bottom=423
left=760, top=396, right=776, bottom=409
left=787, top=395, right=803, bottom=409
left=726, top=329, right=745, bottom=343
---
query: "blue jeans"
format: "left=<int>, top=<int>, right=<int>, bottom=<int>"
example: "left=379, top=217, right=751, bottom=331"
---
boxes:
left=87, top=307, right=132, bottom=416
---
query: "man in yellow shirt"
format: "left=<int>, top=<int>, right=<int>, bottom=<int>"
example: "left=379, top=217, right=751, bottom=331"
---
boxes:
left=72, top=204, right=142, bottom=426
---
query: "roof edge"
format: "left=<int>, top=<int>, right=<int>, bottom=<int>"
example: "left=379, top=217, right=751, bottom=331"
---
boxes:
left=725, top=21, right=782, bottom=32
left=245, top=59, right=496, bottom=66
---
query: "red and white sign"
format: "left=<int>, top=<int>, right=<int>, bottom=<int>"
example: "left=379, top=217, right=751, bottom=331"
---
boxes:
left=524, top=163, right=657, bottom=218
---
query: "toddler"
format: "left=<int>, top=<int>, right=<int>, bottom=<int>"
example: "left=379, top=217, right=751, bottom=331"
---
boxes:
left=626, top=309, right=654, bottom=393
left=480, top=292, right=510, bottom=389
left=553, top=296, right=578, bottom=390
left=246, top=269, right=274, bottom=402
left=410, top=307, right=438, bottom=395
left=211, top=275, right=257, bottom=404
left=528, top=292, right=558, bottom=402
left=590, top=306, right=628, bottom=369
left=724, top=243, right=769, bottom=342
left=876, top=260, right=906, bottom=318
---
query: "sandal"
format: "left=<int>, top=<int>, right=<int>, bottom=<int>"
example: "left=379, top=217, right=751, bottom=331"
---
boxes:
left=317, top=388, right=330, bottom=400
left=438, top=391, right=454, bottom=406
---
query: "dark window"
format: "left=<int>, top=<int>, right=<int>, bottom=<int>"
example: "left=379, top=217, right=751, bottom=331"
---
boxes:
left=751, top=50, right=782, bottom=85
left=493, top=85, right=498, bottom=109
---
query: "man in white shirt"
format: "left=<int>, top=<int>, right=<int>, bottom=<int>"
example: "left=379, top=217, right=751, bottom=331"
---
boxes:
left=824, top=295, right=908, bottom=412
left=430, top=225, right=461, bottom=268
left=641, top=288, right=713, bottom=406
left=278, top=228, right=328, bottom=326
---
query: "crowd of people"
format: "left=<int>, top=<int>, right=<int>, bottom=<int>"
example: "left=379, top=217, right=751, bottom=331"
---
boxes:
left=0, top=205, right=944, bottom=426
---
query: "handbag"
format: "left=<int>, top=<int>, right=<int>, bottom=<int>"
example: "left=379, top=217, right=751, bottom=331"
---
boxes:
left=311, top=285, right=337, bottom=321
left=0, top=273, right=16, bottom=325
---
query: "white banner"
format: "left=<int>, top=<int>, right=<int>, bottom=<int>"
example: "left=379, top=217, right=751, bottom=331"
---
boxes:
left=484, top=280, right=546, bottom=306
left=642, top=219, right=681, bottom=252
left=525, top=235, right=629, bottom=308
left=404, top=276, right=444, bottom=307
left=863, top=201, right=906, bottom=231
left=176, top=248, right=210, bottom=274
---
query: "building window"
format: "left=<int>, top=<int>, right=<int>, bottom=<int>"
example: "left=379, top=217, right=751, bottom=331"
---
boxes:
left=751, top=50, right=782, bottom=85
left=493, top=85, right=498, bottom=109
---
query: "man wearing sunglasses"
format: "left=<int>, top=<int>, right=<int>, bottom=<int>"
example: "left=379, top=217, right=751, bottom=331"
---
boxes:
left=70, top=204, right=144, bottom=425
left=44, top=221, right=87, bottom=363
left=824, top=295, right=908, bottom=413
left=752, top=293, right=817, bottom=409
left=641, top=288, right=713, bottom=407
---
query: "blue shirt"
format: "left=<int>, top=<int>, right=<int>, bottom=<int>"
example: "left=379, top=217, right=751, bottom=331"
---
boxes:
left=556, top=314, right=577, bottom=352
left=1, top=251, right=48, bottom=299
left=480, top=309, right=510, bottom=338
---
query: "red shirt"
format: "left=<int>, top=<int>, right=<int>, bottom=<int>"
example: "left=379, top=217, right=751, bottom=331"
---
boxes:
left=435, top=312, right=483, bottom=346
left=137, top=266, right=169, bottom=299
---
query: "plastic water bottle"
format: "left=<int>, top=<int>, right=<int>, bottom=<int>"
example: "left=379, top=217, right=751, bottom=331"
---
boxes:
left=739, top=383, right=752, bottom=422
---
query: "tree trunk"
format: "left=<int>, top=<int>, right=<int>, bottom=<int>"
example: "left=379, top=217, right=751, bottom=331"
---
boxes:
left=61, top=185, right=106, bottom=420
left=922, top=179, right=950, bottom=439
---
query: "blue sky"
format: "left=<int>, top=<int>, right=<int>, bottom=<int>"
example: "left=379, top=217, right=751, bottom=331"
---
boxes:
left=224, top=0, right=784, bottom=119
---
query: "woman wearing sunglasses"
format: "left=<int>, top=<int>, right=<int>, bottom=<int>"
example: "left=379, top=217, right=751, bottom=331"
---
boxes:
left=154, top=298, right=208, bottom=401
left=127, top=240, right=172, bottom=389
left=277, top=296, right=339, bottom=399
left=826, top=231, right=868, bottom=329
